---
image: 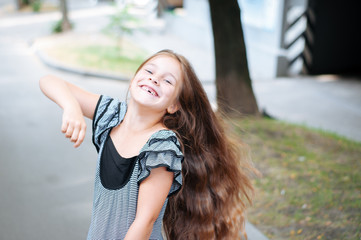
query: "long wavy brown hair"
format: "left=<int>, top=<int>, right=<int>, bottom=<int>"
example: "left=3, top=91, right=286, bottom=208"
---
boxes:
left=135, top=50, right=257, bottom=239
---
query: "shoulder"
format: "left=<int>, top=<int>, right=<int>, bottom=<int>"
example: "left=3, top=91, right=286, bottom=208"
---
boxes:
left=93, top=95, right=127, bottom=126
left=92, top=95, right=127, bottom=151
left=137, top=129, right=183, bottom=197
left=144, top=129, right=182, bottom=155
left=94, top=95, right=126, bottom=119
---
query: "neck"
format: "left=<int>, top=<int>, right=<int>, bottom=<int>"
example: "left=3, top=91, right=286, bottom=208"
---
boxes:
left=122, top=99, right=166, bottom=133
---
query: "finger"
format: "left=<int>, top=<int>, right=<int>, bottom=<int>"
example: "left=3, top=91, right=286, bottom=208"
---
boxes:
left=61, top=121, right=68, bottom=133
left=65, top=124, right=74, bottom=138
left=74, top=128, right=86, bottom=148
left=70, top=127, right=80, bottom=143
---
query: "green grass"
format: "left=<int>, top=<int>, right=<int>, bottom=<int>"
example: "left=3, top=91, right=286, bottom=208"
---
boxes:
left=45, top=39, right=148, bottom=78
left=75, top=44, right=146, bottom=76
left=234, top=117, right=361, bottom=240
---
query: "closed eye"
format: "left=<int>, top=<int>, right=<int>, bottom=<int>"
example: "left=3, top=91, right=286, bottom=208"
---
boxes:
left=164, top=79, right=172, bottom=85
left=145, top=69, right=153, bottom=74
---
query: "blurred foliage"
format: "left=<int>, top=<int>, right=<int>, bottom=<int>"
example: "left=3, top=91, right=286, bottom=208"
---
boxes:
left=104, top=4, right=144, bottom=53
left=52, top=19, right=73, bottom=33
left=234, top=117, right=361, bottom=240
left=20, top=0, right=42, bottom=12
left=52, top=20, right=63, bottom=33
left=31, top=0, right=41, bottom=12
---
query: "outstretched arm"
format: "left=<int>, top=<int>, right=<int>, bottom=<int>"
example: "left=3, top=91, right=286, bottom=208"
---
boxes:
left=39, top=74, right=100, bottom=147
left=124, top=167, right=173, bottom=240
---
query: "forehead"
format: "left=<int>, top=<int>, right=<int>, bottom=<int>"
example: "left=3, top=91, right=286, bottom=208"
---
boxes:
left=144, top=55, right=182, bottom=79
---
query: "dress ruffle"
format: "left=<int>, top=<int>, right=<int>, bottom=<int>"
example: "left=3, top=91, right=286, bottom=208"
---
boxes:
left=137, top=130, right=183, bottom=197
left=92, top=95, right=126, bottom=152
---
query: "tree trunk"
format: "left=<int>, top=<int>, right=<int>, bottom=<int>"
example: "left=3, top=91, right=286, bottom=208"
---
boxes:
left=15, top=0, right=26, bottom=10
left=60, top=0, right=72, bottom=32
left=208, top=0, right=259, bottom=116
left=157, top=0, right=168, bottom=17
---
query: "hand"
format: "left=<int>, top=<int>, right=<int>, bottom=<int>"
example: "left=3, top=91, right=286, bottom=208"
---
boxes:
left=61, top=107, right=87, bottom=148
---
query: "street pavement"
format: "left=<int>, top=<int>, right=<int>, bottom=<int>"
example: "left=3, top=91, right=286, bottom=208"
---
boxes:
left=0, top=1, right=360, bottom=240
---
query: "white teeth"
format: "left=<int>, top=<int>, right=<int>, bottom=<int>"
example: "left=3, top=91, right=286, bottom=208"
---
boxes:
left=141, top=86, right=157, bottom=96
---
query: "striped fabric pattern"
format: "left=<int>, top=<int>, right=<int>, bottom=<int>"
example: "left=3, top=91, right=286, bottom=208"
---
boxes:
left=87, top=95, right=183, bottom=240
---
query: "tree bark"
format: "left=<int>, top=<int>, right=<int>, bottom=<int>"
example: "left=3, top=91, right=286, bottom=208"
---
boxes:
left=209, top=0, right=259, bottom=116
left=157, top=0, right=168, bottom=17
left=60, top=0, right=72, bottom=32
left=15, top=0, right=26, bottom=10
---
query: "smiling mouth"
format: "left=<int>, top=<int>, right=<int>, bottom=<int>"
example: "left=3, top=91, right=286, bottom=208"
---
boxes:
left=141, top=85, right=159, bottom=97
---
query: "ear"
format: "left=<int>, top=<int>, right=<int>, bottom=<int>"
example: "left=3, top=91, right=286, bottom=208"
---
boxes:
left=167, top=102, right=180, bottom=114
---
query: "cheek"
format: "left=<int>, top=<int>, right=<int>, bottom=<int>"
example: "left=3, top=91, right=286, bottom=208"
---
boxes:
left=129, top=78, right=139, bottom=95
left=130, top=74, right=141, bottom=88
left=129, top=80, right=135, bottom=92
left=166, top=87, right=180, bottom=104
left=173, top=82, right=183, bottom=100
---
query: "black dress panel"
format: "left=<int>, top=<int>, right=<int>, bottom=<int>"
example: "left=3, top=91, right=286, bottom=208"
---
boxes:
left=100, top=136, right=138, bottom=190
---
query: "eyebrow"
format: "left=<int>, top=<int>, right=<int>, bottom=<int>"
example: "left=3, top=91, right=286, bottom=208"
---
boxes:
left=145, top=63, right=177, bottom=81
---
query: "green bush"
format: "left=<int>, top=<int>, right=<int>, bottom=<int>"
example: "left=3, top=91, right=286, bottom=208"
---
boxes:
left=104, top=5, right=143, bottom=52
left=52, top=20, right=63, bottom=33
left=52, top=20, right=74, bottom=33
left=31, top=0, right=41, bottom=12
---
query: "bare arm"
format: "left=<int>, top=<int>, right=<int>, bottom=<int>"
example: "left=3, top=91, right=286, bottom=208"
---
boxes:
left=124, top=167, right=173, bottom=240
left=39, top=74, right=100, bottom=147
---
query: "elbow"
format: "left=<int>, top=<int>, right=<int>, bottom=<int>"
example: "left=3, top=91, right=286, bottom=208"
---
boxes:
left=39, top=74, right=58, bottom=84
left=147, top=216, right=158, bottom=227
left=134, top=215, right=157, bottom=231
left=39, top=74, right=65, bottom=93
left=39, top=76, right=47, bottom=93
left=39, top=75, right=45, bottom=85
left=39, top=74, right=50, bottom=82
left=39, top=74, right=51, bottom=90
left=143, top=216, right=158, bottom=227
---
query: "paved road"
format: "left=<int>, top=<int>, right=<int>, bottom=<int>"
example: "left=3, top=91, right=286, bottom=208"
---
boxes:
left=253, top=76, right=361, bottom=142
left=0, top=3, right=133, bottom=239
left=0, top=36, right=130, bottom=240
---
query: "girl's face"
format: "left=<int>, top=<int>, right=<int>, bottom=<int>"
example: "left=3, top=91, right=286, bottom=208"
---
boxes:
left=130, top=55, right=182, bottom=114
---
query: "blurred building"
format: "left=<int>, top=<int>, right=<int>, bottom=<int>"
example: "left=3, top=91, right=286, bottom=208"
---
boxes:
left=270, top=0, right=361, bottom=76
left=301, top=0, right=361, bottom=75
left=170, top=0, right=361, bottom=78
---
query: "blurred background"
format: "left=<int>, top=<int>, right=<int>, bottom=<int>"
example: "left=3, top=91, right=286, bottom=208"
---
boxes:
left=0, top=0, right=360, bottom=239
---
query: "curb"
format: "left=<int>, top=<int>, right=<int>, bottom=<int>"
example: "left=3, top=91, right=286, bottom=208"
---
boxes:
left=34, top=44, right=130, bottom=82
left=245, top=221, right=269, bottom=240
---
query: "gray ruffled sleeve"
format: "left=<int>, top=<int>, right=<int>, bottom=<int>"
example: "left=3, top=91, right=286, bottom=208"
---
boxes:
left=137, top=130, right=183, bottom=197
left=92, top=95, right=126, bottom=152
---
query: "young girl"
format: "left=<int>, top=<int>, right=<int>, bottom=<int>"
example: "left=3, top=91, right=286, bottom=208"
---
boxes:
left=40, top=49, right=256, bottom=239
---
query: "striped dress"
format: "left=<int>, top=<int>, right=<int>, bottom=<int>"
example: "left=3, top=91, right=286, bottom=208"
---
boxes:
left=87, top=95, right=183, bottom=240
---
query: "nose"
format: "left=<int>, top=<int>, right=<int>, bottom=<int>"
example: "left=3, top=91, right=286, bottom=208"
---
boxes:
left=149, top=77, right=158, bottom=85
